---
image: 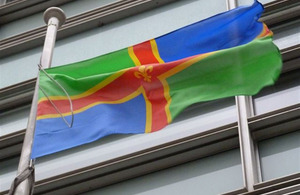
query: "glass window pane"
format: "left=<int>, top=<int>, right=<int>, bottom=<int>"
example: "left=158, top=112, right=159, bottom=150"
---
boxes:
left=0, top=46, right=42, bottom=89
left=258, top=131, right=300, bottom=181
left=84, top=149, right=243, bottom=195
left=0, top=105, right=30, bottom=136
left=0, top=157, right=19, bottom=192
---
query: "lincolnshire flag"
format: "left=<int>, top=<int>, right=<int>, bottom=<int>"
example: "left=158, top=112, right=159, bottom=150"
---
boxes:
left=31, top=0, right=282, bottom=158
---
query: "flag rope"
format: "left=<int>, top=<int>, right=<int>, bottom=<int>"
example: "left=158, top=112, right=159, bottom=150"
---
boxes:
left=38, top=63, right=74, bottom=128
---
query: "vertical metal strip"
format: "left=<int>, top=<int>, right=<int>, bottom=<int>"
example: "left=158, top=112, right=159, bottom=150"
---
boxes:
left=235, top=96, right=260, bottom=190
left=14, top=8, right=66, bottom=195
left=226, top=0, right=261, bottom=191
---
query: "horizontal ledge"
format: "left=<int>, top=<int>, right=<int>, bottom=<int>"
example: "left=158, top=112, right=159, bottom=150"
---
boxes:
left=261, top=3, right=300, bottom=28
left=254, top=173, right=300, bottom=190
left=224, top=173, right=300, bottom=195
left=281, top=44, right=300, bottom=62
left=0, top=130, right=25, bottom=148
left=0, top=143, right=23, bottom=160
left=1, top=0, right=299, bottom=58
left=0, top=0, right=35, bottom=15
left=0, top=130, right=25, bottom=160
left=241, top=173, right=300, bottom=195
left=250, top=103, right=300, bottom=141
left=263, top=0, right=300, bottom=13
left=222, top=188, right=248, bottom=195
left=0, top=78, right=36, bottom=111
left=0, top=0, right=72, bottom=24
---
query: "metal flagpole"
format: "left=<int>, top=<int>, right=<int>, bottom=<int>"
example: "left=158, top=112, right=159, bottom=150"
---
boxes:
left=226, top=0, right=261, bottom=192
left=12, top=7, right=66, bottom=195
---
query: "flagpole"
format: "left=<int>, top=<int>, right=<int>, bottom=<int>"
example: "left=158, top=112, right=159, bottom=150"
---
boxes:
left=13, top=7, right=66, bottom=195
left=226, top=0, right=260, bottom=192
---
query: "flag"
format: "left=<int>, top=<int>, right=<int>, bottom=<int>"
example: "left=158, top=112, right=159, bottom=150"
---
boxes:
left=31, top=1, right=282, bottom=158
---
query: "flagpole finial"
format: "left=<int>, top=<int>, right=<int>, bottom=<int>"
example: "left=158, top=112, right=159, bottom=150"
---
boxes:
left=43, top=7, right=66, bottom=27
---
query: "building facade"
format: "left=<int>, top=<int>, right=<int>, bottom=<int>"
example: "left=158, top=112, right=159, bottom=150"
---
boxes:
left=0, top=0, right=299, bottom=194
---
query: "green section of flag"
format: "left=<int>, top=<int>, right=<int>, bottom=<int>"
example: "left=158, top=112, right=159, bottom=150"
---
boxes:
left=167, top=36, right=282, bottom=119
left=38, top=48, right=135, bottom=98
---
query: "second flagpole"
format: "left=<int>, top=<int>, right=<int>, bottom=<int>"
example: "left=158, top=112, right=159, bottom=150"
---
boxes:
left=226, top=0, right=260, bottom=192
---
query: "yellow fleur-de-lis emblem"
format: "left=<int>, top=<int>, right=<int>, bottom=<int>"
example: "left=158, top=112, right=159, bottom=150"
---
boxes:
left=134, top=66, right=153, bottom=82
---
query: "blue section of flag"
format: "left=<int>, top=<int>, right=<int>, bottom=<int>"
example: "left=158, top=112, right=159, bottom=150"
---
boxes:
left=31, top=94, right=146, bottom=158
left=155, top=1, right=263, bottom=62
